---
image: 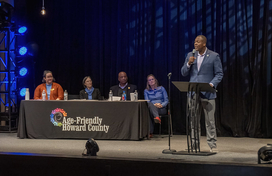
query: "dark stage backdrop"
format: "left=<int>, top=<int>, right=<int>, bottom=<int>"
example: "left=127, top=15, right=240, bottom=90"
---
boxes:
left=14, top=0, right=272, bottom=137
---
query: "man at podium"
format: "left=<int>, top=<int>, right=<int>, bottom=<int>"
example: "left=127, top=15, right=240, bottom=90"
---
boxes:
left=181, top=35, right=223, bottom=152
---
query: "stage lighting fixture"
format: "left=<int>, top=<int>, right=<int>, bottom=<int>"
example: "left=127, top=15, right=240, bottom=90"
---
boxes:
left=20, top=88, right=26, bottom=97
left=258, top=144, right=272, bottom=164
left=19, top=46, right=27, bottom=56
left=82, top=138, right=99, bottom=156
left=19, top=67, right=28, bottom=77
left=41, top=0, right=46, bottom=15
left=18, top=26, right=27, bottom=34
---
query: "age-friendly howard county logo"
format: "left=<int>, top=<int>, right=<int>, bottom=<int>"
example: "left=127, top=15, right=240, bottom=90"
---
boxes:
left=50, top=108, right=67, bottom=127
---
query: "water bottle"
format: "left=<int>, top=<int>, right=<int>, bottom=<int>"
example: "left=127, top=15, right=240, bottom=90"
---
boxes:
left=42, top=90, right=46, bottom=101
left=134, top=90, right=138, bottom=101
left=64, top=90, right=68, bottom=101
left=122, top=91, right=126, bottom=101
left=109, top=90, right=113, bottom=101
left=25, top=88, right=30, bottom=100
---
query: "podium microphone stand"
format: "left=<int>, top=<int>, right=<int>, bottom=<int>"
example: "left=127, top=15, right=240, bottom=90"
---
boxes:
left=162, top=73, right=176, bottom=154
left=172, top=81, right=217, bottom=156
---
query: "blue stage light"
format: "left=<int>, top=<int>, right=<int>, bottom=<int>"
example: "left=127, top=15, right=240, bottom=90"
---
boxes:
left=19, top=67, right=28, bottom=76
left=19, top=47, right=27, bottom=55
left=20, top=88, right=26, bottom=96
left=18, top=26, right=27, bottom=34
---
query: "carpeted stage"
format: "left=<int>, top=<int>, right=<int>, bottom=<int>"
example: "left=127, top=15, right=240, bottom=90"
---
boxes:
left=0, top=133, right=271, bottom=176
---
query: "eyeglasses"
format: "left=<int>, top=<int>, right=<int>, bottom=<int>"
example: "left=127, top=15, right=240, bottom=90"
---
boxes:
left=148, top=78, right=154, bottom=81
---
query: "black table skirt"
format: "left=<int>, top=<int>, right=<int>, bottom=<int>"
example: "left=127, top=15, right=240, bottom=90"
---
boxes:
left=17, top=100, right=149, bottom=140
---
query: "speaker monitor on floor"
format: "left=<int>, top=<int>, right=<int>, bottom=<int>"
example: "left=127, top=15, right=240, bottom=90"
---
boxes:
left=258, top=144, right=272, bottom=164
left=82, top=138, right=99, bottom=156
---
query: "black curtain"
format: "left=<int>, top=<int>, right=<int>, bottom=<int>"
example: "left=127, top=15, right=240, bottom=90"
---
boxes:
left=14, top=0, right=272, bottom=137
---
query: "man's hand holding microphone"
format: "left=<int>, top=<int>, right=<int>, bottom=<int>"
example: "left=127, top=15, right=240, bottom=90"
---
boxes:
left=188, top=49, right=196, bottom=65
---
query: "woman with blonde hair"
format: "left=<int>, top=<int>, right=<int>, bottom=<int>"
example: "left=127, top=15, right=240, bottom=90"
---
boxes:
left=144, top=74, right=168, bottom=138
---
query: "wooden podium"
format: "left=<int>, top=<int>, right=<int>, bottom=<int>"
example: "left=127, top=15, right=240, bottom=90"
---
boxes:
left=172, top=81, right=217, bottom=156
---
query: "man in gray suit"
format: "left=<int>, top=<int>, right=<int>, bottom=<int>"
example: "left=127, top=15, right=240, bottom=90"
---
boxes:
left=181, top=35, right=223, bottom=152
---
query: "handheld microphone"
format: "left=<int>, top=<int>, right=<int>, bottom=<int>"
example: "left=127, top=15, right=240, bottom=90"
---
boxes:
left=192, top=49, right=196, bottom=57
left=191, top=49, right=196, bottom=65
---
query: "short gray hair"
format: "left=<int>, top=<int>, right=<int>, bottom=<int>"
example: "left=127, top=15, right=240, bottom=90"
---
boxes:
left=82, top=76, right=92, bottom=88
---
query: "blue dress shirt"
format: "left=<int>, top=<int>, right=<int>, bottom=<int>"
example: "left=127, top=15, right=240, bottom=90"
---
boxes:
left=144, top=86, right=168, bottom=108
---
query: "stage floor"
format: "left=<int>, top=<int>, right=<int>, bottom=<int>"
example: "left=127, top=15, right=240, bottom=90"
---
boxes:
left=0, top=133, right=271, bottom=166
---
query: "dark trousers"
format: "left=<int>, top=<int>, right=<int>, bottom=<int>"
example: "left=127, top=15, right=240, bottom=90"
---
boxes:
left=147, top=102, right=167, bottom=134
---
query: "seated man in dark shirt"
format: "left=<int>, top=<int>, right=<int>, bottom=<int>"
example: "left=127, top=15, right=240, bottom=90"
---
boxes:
left=110, top=71, right=137, bottom=100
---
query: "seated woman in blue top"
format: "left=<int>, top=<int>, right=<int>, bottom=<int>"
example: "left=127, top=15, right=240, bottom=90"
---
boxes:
left=144, top=74, right=168, bottom=138
left=79, top=76, right=102, bottom=100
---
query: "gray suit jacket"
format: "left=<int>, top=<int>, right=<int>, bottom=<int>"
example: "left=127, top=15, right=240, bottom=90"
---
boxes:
left=181, top=48, right=223, bottom=99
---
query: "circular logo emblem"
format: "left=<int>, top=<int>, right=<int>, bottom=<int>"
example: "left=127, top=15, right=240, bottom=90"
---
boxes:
left=50, top=108, right=67, bottom=127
